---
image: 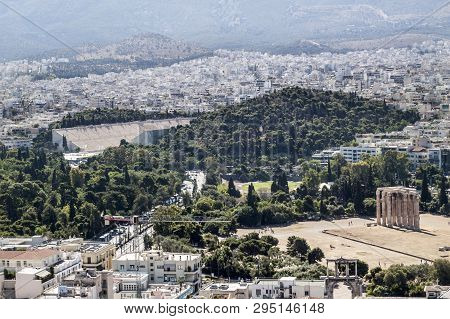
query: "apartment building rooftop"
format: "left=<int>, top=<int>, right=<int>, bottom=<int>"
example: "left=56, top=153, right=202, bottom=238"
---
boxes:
left=0, top=249, right=59, bottom=260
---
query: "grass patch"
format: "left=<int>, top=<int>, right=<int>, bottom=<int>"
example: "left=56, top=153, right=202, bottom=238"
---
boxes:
left=237, top=181, right=301, bottom=194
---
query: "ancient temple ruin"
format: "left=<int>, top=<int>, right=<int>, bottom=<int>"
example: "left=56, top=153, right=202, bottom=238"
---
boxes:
left=376, top=187, right=420, bottom=230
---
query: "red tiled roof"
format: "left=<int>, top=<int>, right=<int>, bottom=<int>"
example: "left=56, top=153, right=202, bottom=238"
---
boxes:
left=0, top=249, right=59, bottom=260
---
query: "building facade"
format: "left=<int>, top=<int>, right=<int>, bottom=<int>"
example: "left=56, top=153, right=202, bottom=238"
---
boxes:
left=80, top=242, right=116, bottom=270
left=112, top=250, right=201, bottom=291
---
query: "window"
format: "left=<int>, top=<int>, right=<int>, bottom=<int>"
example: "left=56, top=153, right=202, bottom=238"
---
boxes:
left=120, top=265, right=125, bottom=270
left=130, top=265, right=135, bottom=270
left=17, top=261, right=21, bottom=267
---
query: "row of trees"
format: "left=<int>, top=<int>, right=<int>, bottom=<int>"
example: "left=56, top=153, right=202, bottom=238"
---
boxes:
left=366, top=259, right=450, bottom=297
left=0, top=142, right=184, bottom=238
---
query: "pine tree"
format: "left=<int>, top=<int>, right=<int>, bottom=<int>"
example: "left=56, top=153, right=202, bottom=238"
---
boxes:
left=17, top=171, right=25, bottom=183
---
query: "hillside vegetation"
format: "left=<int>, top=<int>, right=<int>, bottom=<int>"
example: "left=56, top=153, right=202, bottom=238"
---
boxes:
left=166, top=87, right=419, bottom=180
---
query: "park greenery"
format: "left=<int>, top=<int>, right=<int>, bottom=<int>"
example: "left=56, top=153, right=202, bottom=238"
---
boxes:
left=0, top=141, right=183, bottom=238
left=0, top=87, right=449, bottom=296
left=164, top=87, right=419, bottom=181
left=365, top=259, right=450, bottom=297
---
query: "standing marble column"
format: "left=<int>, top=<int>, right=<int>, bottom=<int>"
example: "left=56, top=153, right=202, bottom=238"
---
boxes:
left=399, top=193, right=405, bottom=227
left=413, top=196, right=420, bottom=230
left=416, top=197, right=421, bottom=230
left=398, top=195, right=403, bottom=226
left=403, top=193, right=409, bottom=228
left=392, top=193, right=398, bottom=227
left=376, top=189, right=381, bottom=225
left=387, top=192, right=393, bottom=227
left=382, top=191, right=387, bottom=226
left=407, top=193, right=414, bottom=229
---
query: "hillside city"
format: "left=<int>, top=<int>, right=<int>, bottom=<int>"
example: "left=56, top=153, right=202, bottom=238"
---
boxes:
left=1, top=30, right=450, bottom=301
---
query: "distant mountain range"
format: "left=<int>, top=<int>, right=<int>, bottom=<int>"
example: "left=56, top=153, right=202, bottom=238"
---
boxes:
left=31, top=34, right=211, bottom=80
left=75, top=33, right=209, bottom=62
left=0, top=0, right=449, bottom=59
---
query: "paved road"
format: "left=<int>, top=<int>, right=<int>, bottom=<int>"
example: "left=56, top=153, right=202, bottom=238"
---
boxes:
left=116, top=224, right=153, bottom=257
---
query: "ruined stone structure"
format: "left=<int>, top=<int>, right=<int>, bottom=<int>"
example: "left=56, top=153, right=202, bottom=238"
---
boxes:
left=323, top=258, right=363, bottom=299
left=376, top=187, right=420, bottom=230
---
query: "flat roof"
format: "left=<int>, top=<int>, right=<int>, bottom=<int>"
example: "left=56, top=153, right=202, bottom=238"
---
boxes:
left=80, top=242, right=113, bottom=252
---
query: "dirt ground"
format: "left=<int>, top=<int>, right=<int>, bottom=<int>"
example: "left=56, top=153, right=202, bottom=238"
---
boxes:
left=237, top=214, right=450, bottom=268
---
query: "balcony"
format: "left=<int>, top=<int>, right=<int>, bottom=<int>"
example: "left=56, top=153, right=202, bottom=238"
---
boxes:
left=164, top=268, right=176, bottom=273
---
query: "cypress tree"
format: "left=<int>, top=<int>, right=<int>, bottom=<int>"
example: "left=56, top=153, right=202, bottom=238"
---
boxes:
left=69, top=200, right=76, bottom=222
left=227, top=178, right=241, bottom=198
left=51, top=169, right=58, bottom=191
left=279, top=171, right=289, bottom=193
left=247, top=183, right=259, bottom=208
left=270, top=180, right=279, bottom=194
left=327, top=159, right=333, bottom=182
left=62, top=135, right=68, bottom=151
left=123, top=165, right=130, bottom=185
left=420, top=171, right=432, bottom=203
left=439, top=174, right=448, bottom=207
left=319, top=199, right=328, bottom=216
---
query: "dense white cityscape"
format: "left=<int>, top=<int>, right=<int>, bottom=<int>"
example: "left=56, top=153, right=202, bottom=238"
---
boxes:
left=0, top=38, right=449, bottom=300
left=1, top=0, right=450, bottom=309
left=1, top=40, right=449, bottom=151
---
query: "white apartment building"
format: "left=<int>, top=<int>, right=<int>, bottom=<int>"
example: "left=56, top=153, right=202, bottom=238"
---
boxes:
left=0, top=137, right=33, bottom=149
left=407, top=147, right=429, bottom=169
left=39, top=269, right=114, bottom=299
left=311, top=148, right=341, bottom=166
left=80, top=242, right=116, bottom=270
left=199, top=282, right=250, bottom=299
left=113, top=272, right=194, bottom=299
left=0, top=249, right=63, bottom=272
left=339, top=145, right=379, bottom=163
left=250, top=277, right=326, bottom=299
left=112, top=250, right=202, bottom=290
